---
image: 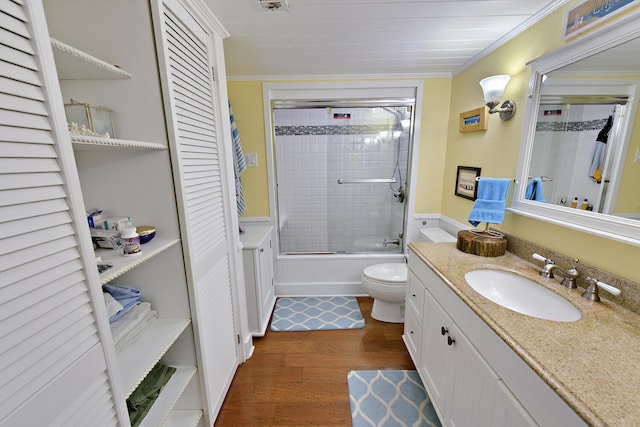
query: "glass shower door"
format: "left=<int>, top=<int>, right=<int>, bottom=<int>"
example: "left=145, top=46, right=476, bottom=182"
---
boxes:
left=274, top=104, right=412, bottom=254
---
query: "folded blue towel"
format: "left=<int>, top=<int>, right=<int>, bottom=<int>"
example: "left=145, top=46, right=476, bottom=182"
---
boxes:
left=525, top=178, right=546, bottom=202
left=103, top=284, right=142, bottom=322
left=468, top=178, right=511, bottom=227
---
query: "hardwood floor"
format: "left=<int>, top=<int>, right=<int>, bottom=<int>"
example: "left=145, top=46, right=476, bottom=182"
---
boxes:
left=215, top=297, right=415, bottom=426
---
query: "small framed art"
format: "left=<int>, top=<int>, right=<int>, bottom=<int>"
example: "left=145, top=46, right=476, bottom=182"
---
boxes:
left=455, top=166, right=481, bottom=200
left=563, top=0, right=640, bottom=40
left=459, top=106, right=488, bottom=133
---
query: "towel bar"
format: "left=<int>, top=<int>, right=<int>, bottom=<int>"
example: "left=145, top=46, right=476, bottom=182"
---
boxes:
left=337, top=178, right=397, bottom=184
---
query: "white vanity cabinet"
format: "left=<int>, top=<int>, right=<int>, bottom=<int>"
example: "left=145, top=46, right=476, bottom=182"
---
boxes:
left=405, top=249, right=584, bottom=427
left=241, top=226, right=276, bottom=336
left=420, top=281, right=534, bottom=427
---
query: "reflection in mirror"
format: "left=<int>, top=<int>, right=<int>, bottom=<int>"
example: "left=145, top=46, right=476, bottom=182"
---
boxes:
left=513, top=12, right=640, bottom=245
left=530, top=95, right=627, bottom=215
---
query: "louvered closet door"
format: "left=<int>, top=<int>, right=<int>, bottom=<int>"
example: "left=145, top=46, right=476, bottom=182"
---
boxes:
left=0, top=1, right=119, bottom=426
left=154, top=0, right=239, bottom=421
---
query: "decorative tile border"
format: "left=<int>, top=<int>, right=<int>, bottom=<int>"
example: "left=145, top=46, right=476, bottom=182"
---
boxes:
left=536, top=118, right=609, bottom=132
left=275, top=124, right=394, bottom=136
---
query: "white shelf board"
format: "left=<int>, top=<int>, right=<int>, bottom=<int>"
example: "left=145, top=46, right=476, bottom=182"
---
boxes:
left=117, top=318, right=191, bottom=398
left=71, top=135, right=167, bottom=150
left=163, top=410, right=203, bottom=427
left=97, top=238, right=180, bottom=285
left=51, top=38, right=132, bottom=80
left=138, top=366, right=197, bottom=427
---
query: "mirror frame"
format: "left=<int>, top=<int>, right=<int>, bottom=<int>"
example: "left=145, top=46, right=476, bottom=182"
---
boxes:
left=511, top=9, right=640, bottom=247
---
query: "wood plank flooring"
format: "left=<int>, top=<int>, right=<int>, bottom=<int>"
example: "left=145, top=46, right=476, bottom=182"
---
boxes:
left=215, top=297, right=415, bottom=426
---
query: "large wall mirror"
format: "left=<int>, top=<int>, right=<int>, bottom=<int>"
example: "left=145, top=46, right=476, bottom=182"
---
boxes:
left=512, top=10, right=640, bottom=246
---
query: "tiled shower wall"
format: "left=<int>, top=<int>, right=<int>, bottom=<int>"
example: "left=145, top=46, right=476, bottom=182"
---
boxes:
left=531, top=104, right=613, bottom=208
left=274, top=107, right=409, bottom=253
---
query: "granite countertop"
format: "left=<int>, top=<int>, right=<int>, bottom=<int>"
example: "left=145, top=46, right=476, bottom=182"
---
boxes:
left=409, top=242, right=640, bottom=427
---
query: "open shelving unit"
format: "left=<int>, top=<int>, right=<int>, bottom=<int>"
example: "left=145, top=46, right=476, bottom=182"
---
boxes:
left=48, top=19, right=202, bottom=426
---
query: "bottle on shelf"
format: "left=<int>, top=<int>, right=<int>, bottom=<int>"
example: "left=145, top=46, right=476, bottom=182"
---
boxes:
left=571, top=197, right=579, bottom=208
left=580, top=199, right=589, bottom=210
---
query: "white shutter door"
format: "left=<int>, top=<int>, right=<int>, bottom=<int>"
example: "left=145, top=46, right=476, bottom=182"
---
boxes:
left=154, top=0, right=239, bottom=421
left=0, top=1, right=118, bottom=426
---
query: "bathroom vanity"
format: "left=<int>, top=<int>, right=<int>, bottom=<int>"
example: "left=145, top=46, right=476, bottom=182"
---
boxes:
left=405, top=242, right=640, bottom=427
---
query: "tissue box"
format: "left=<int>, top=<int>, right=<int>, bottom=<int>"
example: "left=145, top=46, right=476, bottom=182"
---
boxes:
left=94, top=216, right=133, bottom=231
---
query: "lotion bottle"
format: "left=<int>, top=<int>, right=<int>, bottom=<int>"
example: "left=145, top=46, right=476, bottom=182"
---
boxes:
left=571, top=197, right=578, bottom=208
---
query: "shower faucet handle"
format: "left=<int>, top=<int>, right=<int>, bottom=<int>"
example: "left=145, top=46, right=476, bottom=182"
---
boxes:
left=383, top=238, right=400, bottom=247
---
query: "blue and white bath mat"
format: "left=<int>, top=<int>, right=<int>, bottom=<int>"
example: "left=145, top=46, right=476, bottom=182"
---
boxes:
left=270, top=296, right=365, bottom=331
left=348, top=370, right=441, bottom=427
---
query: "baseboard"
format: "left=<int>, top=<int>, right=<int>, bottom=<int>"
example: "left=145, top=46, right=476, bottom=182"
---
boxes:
left=274, top=282, right=367, bottom=297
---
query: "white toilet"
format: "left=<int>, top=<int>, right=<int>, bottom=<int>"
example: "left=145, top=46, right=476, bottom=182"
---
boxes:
left=361, top=228, right=457, bottom=323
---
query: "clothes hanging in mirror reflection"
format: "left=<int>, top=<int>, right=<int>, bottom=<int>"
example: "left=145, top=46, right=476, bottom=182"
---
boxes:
left=589, top=115, right=612, bottom=183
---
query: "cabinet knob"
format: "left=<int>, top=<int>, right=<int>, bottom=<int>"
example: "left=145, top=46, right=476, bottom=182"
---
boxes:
left=447, top=336, right=455, bottom=346
left=260, top=248, right=264, bottom=253
left=441, top=326, right=448, bottom=336
left=412, top=293, right=416, bottom=297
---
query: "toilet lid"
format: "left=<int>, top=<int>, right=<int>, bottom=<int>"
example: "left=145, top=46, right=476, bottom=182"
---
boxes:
left=363, top=263, right=407, bottom=283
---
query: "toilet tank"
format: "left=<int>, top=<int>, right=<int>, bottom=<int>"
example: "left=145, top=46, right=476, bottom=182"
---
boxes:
left=419, top=227, right=456, bottom=243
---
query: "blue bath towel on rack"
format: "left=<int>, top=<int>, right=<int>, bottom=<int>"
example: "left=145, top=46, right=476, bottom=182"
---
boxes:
left=525, top=178, right=546, bottom=202
left=468, top=178, right=511, bottom=227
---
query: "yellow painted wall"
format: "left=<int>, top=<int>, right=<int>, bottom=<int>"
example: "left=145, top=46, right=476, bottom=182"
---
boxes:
left=228, top=81, right=270, bottom=217
left=412, top=78, right=452, bottom=213
left=442, top=3, right=640, bottom=281
left=227, top=2, right=640, bottom=282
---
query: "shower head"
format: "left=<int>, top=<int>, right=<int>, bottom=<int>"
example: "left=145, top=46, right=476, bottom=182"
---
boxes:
left=381, top=107, right=409, bottom=132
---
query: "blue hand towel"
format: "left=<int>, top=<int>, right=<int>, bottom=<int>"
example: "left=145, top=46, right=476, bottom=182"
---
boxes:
left=468, top=178, right=511, bottom=227
left=103, top=284, right=142, bottom=322
left=525, top=178, right=546, bottom=202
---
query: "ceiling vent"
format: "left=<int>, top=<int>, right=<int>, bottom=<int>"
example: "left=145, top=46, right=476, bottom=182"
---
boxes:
left=257, top=0, right=289, bottom=11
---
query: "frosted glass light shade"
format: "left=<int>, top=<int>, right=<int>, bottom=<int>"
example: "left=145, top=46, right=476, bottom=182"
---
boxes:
left=479, top=75, right=511, bottom=103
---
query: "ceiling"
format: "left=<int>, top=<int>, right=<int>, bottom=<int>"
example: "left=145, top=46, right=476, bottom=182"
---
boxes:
left=203, top=0, right=568, bottom=80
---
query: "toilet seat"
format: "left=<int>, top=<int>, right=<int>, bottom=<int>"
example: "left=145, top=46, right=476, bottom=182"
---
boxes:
left=362, top=263, right=407, bottom=284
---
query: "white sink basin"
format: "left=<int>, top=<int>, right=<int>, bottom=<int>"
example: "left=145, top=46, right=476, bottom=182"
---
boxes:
left=464, top=269, right=581, bottom=322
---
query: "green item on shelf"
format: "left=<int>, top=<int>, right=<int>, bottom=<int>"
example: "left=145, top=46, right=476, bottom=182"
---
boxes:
left=127, top=362, right=176, bottom=427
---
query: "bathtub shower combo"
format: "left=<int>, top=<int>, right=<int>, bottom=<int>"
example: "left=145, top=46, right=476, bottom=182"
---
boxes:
left=273, top=104, right=412, bottom=255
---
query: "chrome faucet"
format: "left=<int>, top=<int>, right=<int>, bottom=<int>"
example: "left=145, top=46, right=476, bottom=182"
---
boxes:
left=532, top=254, right=580, bottom=288
left=383, top=238, right=400, bottom=247
left=581, top=277, right=621, bottom=302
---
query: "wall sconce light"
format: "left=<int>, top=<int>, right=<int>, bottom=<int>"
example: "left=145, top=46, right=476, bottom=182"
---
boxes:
left=479, top=75, right=516, bottom=121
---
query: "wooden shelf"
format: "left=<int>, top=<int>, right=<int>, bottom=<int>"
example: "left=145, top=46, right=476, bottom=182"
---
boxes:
left=71, top=134, right=167, bottom=150
left=138, top=366, right=197, bottom=427
left=163, top=410, right=203, bottom=427
left=97, top=238, right=180, bottom=285
left=51, top=38, right=132, bottom=80
left=117, top=318, right=191, bottom=398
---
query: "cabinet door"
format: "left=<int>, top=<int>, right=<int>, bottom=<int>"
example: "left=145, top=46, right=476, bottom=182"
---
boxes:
left=419, top=290, right=454, bottom=410
left=0, top=1, right=123, bottom=425
left=421, top=288, right=500, bottom=427
left=257, top=237, right=275, bottom=323
left=152, top=0, right=239, bottom=422
left=445, top=320, right=499, bottom=427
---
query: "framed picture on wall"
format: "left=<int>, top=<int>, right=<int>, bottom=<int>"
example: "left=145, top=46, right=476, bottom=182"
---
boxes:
left=459, top=107, right=488, bottom=133
left=455, top=166, right=481, bottom=200
left=563, top=0, right=640, bottom=40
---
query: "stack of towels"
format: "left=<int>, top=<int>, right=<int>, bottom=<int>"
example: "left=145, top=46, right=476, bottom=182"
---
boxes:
left=103, top=284, right=157, bottom=354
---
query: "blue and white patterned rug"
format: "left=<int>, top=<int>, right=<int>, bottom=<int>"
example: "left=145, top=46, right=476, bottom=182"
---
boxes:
left=270, top=296, right=365, bottom=331
left=348, top=370, right=442, bottom=427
